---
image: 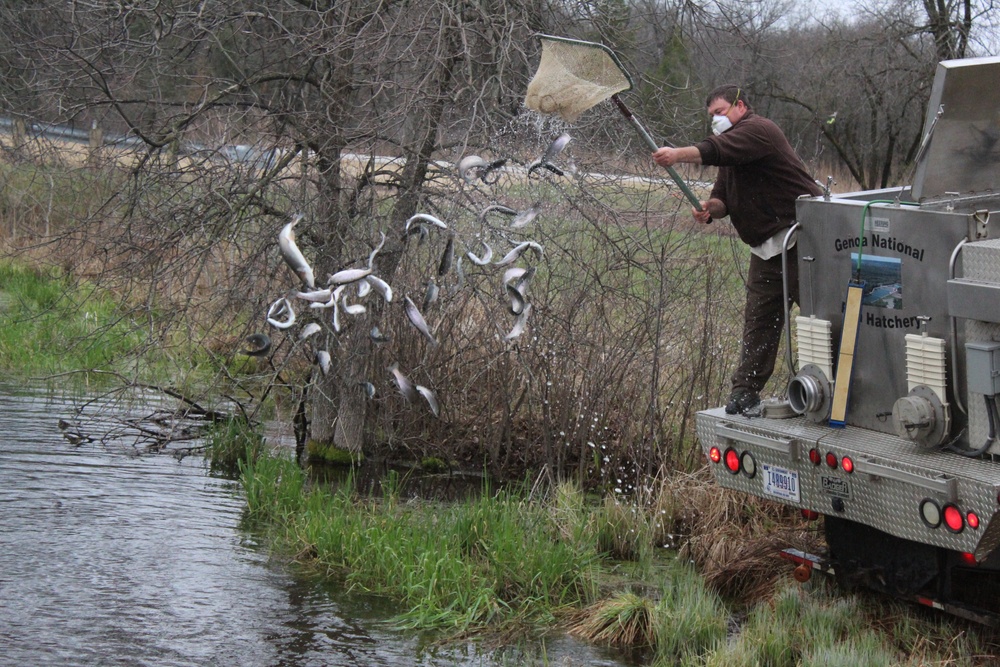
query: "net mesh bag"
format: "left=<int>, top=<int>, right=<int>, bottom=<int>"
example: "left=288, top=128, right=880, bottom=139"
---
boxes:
left=524, top=37, right=632, bottom=122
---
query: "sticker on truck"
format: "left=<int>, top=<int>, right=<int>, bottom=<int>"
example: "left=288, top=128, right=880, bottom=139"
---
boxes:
left=821, top=475, right=851, bottom=499
left=762, top=464, right=800, bottom=502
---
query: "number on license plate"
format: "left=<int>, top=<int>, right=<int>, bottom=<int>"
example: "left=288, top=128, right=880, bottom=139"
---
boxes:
left=762, top=464, right=800, bottom=502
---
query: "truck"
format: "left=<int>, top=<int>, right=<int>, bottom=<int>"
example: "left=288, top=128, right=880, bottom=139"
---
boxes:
left=696, top=55, right=1000, bottom=625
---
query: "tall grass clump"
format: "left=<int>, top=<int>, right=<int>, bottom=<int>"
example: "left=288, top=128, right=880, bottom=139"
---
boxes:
left=702, top=583, right=900, bottom=667
left=570, top=592, right=657, bottom=648
left=240, top=451, right=307, bottom=525
left=239, top=451, right=600, bottom=631
left=653, top=564, right=728, bottom=663
left=206, top=416, right=266, bottom=478
left=591, top=494, right=653, bottom=563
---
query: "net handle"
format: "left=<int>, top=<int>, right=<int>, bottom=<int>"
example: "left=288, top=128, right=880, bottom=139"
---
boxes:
left=610, top=95, right=703, bottom=211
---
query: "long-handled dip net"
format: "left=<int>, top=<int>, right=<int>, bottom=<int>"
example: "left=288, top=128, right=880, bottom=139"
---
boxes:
left=524, top=35, right=702, bottom=209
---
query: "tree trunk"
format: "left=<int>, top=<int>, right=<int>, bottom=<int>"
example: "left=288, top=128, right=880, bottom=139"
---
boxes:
left=309, top=11, right=461, bottom=453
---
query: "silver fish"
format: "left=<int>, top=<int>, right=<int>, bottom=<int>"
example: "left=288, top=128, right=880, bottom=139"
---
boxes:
left=466, top=240, right=493, bottom=266
left=477, top=204, right=516, bottom=226
left=309, top=295, right=337, bottom=309
left=423, top=280, right=439, bottom=312
left=458, top=155, right=488, bottom=183
left=242, top=333, right=271, bottom=356
left=341, top=293, right=366, bottom=316
left=316, top=350, right=331, bottom=375
left=266, top=297, right=296, bottom=329
left=389, top=362, right=417, bottom=402
left=480, top=158, right=508, bottom=185
left=415, top=384, right=440, bottom=418
left=542, top=132, right=572, bottom=164
left=329, top=286, right=345, bottom=332
left=514, top=266, right=536, bottom=295
left=278, top=214, right=316, bottom=288
left=404, top=296, right=438, bottom=347
left=327, top=266, right=373, bottom=286
left=495, top=241, right=543, bottom=267
left=295, top=288, right=334, bottom=302
left=359, top=382, right=376, bottom=399
left=404, top=213, right=448, bottom=234
left=502, top=267, right=528, bottom=285
left=511, top=203, right=541, bottom=229
left=527, top=161, right=564, bottom=177
left=454, top=257, right=465, bottom=292
left=298, top=322, right=322, bottom=341
left=309, top=285, right=345, bottom=310
left=504, top=302, right=532, bottom=341
left=331, top=301, right=341, bottom=333
left=527, top=133, right=572, bottom=176
left=506, top=282, right=526, bottom=316
left=438, top=234, right=455, bottom=277
left=365, top=275, right=393, bottom=303
left=368, top=231, right=386, bottom=269
left=370, top=326, right=390, bottom=344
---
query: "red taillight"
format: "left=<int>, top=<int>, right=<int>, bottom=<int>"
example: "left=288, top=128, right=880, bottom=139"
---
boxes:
left=841, top=456, right=854, bottom=474
left=960, top=552, right=978, bottom=566
left=724, top=448, right=740, bottom=474
left=943, top=504, right=965, bottom=533
left=825, top=452, right=838, bottom=469
left=709, top=446, right=722, bottom=463
left=968, top=511, right=980, bottom=530
left=801, top=509, right=820, bottom=521
left=809, top=448, right=821, bottom=465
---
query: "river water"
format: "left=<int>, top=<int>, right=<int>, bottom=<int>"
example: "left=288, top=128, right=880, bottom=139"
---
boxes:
left=0, top=385, right=632, bottom=666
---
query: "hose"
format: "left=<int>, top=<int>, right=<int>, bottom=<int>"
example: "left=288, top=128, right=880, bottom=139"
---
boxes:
left=781, top=223, right=800, bottom=377
left=945, top=394, right=998, bottom=457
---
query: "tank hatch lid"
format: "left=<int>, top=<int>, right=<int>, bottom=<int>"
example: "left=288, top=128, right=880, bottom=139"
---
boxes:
left=911, top=55, right=1000, bottom=201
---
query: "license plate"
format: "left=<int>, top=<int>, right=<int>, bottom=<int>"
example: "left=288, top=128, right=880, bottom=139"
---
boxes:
left=762, top=464, right=800, bottom=502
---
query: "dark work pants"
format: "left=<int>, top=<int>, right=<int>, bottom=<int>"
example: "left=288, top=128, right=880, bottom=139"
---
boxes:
left=731, top=244, right=799, bottom=395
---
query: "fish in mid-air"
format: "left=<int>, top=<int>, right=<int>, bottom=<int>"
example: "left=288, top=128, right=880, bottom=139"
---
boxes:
left=466, top=240, right=493, bottom=266
left=504, top=303, right=532, bottom=341
left=389, top=362, right=418, bottom=402
left=404, top=296, right=438, bottom=347
left=528, top=132, right=571, bottom=176
left=416, top=385, right=440, bottom=418
left=242, top=333, right=272, bottom=356
left=266, top=297, right=296, bottom=329
left=278, top=214, right=316, bottom=288
left=495, top=241, right=543, bottom=267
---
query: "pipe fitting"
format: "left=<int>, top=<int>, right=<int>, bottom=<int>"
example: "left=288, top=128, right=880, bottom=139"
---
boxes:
left=787, top=364, right=832, bottom=423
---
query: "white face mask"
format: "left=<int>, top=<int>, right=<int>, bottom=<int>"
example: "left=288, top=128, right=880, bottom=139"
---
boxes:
left=711, top=115, right=733, bottom=135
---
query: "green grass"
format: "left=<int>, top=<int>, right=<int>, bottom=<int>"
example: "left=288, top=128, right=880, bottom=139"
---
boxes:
left=0, top=261, right=148, bottom=378
left=240, top=454, right=1000, bottom=663
left=206, top=416, right=267, bottom=478
left=240, top=451, right=600, bottom=631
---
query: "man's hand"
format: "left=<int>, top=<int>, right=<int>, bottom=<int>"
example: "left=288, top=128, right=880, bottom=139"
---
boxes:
left=652, top=146, right=680, bottom=168
left=693, top=202, right=712, bottom=224
left=652, top=145, right=702, bottom=168
left=693, top=198, right=726, bottom=224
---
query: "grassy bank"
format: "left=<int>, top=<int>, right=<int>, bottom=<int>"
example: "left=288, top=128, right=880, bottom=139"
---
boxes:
left=239, top=448, right=999, bottom=665
left=0, top=261, right=147, bottom=378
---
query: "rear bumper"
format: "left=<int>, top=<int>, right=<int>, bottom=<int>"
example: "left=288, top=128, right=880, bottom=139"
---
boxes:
left=696, top=407, right=1000, bottom=559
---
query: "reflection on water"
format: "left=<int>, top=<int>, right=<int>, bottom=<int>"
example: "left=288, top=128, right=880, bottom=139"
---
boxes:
left=0, top=385, right=632, bottom=666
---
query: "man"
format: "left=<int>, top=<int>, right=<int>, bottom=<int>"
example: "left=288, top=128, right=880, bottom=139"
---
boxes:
left=653, top=85, right=822, bottom=415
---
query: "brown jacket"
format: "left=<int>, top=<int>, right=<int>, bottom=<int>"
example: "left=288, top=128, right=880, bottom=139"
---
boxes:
left=695, top=111, right=822, bottom=247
